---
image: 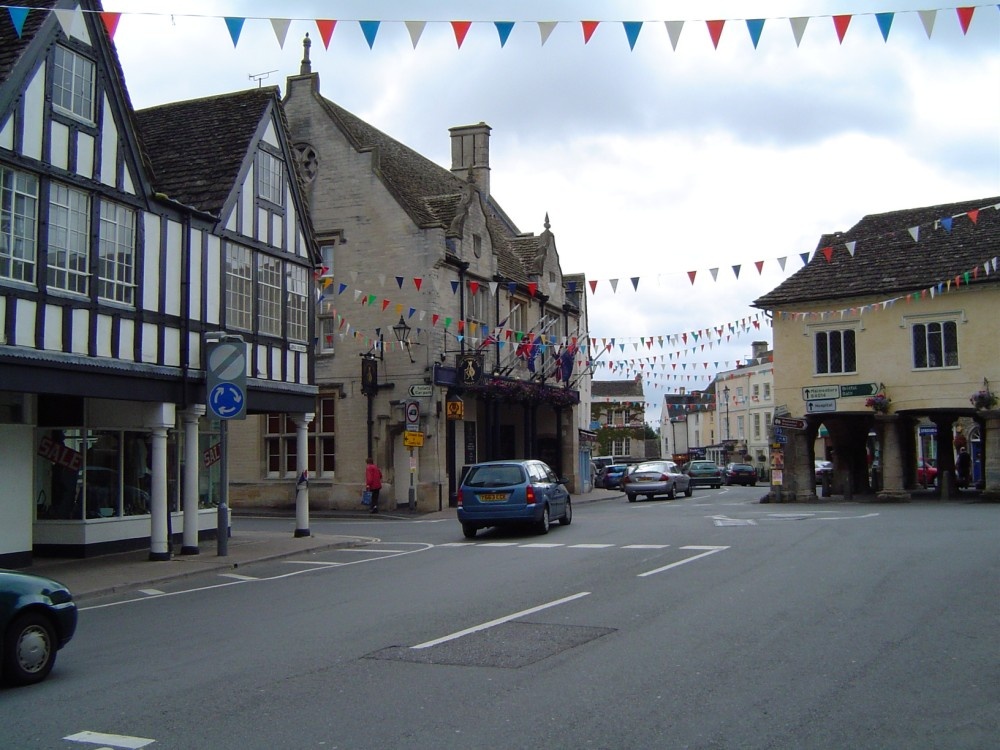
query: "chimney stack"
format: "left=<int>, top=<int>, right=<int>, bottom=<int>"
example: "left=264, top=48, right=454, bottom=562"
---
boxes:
left=449, top=122, right=491, bottom=198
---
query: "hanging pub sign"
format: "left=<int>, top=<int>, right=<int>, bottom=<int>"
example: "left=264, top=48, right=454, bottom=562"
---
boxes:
left=457, top=354, right=484, bottom=386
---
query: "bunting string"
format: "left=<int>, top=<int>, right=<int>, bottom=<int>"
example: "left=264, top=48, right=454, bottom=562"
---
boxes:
left=4, top=4, right=996, bottom=50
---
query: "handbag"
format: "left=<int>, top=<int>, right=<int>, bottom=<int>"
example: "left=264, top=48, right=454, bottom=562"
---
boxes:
left=361, top=489, right=372, bottom=506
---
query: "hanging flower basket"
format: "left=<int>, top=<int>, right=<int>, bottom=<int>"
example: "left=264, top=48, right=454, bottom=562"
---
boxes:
left=865, top=393, right=890, bottom=414
left=465, top=377, right=580, bottom=407
left=969, top=389, right=998, bottom=410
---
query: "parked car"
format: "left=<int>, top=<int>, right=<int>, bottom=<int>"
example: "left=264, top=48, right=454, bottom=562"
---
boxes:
left=684, top=460, right=723, bottom=488
left=814, top=460, right=834, bottom=484
left=917, top=459, right=938, bottom=486
left=622, top=460, right=693, bottom=502
left=457, top=460, right=572, bottom=539
left=723, top=462, right=758, bottom=486
left=599, top=464, right=630, bottom=490
left=1, top=570, right=77, bottom=686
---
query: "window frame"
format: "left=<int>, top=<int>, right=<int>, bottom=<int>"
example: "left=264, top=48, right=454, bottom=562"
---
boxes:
left=225, top=243, right=253, bottom=332
left=52, top=44, right=96, bottom=124
left=256, top=148, right=284, bottom=206
left=909, top=315, right=960, bottom=369
left=0, top=165, right=39, bottom=284
left=285, top=263, right=308, bottom=342
left=264, top=396, right=337, bottom=479
left=256, top=254, right=282, bottom=337
left=812, top=324, right=859, bottom=376
left=47, top=181, right=90, bottom=296
left=98, top=199, right=136, bottom=305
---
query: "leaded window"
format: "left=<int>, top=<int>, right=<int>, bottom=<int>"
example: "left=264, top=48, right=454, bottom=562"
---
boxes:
left=286, top=264, right=308, bottom=342
left=815, top=329, right=857, bottom=375
left=47, top=182, right=90, bottom=295
left=912, top=320, right=958, bottom=368
left=257, top=255, right=282, bottom=336
left=265, top=396, right=336, bottom=478
left=0, top=165, right=38, bottom=283
left=98, top=201, right=135, bottom=305
left=257, top=149, right=283, bottom=205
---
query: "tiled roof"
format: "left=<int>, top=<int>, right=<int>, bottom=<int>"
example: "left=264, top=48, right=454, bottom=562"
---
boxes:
left=592, top=378, right=644, bottom=398
left=0, top=1, right=52, bottom=90
left=135, top=88, right=280, bottom=217
left=315, top=94, right=544, bottom=286
left=754, top=197, right=1000, bottom=309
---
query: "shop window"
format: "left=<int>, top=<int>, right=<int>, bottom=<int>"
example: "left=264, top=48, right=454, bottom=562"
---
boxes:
left=264, top=396, right=336, bottom=478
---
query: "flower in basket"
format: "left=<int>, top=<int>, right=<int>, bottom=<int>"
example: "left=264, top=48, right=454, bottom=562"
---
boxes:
left=969, top=389, right=998, bottom=410
left=865, top=393, right=890, bottom=413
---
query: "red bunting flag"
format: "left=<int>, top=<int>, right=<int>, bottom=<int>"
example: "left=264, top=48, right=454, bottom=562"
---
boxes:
left=706, top=20, right=725, bottom=48
left=582, top=20, right=599, bottom=43
left=967, top=209, right=979, bottom=224
left=821, top=247, right=835, bottom=262
left=589, top=279, right=598, bottom=294
left=432, top=314, right=440, bottom=326
left=413, top=277, right=423, bottom=290
left=452, top=20, right=472, bottom=47
left=527, top=282, right=537, bottom=297
left=687, top=271, right=697, bottom=285
left=469, top=281, right=479, bottom=295
left=100, top=12, right=121, bottom=40
left=316, top=20, right=337, bottom=48
left=956, top=6, right=975, bottom=34
left=833, top=14, right=852, bottom=43
left=381, top=299, right=390, bottom=311
left=755, top=260, right=765, bottom=274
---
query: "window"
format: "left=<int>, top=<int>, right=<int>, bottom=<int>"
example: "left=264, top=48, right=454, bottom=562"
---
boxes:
left=612, top=437, right=631, bottom=456
left=257, top=149, right=283, bottom=205
left=753, top=413, right=761, bottom=439
left=912, top=320, right=958, bottom=368
left=319, top=243, right=335, bottom=278
left=257, top=255, right=282, bottom=336
left=467, top=282, right=489, bottom=326
left=52, top=45, right=95, bottom=122
left=318, top=316, right=337, bottom=354
left=265, top=396, right=336, bottom=478
left=509, top=299, right=526, bottom=336
left=737, top=415, right=745, bottom=440
left=764, top=383, right=771, bottom=400
left=98, top=201, right=135, bottom=305
left=815, top=329, right=857, bottom=374
left=47, top=182, right=90, bottom=294
left=286, top=264, right=308, bottom=342
left=225, top=243, right=252, bottom=331
left=0, top=165, right=38, bottom=283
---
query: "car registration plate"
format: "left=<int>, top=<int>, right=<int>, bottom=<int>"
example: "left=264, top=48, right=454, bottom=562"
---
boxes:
left=478, top=492, right=508, bottom=502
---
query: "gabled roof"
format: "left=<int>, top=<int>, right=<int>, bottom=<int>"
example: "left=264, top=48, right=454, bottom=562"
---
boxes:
left=0, top=1, right=52, bottom=89
left=754, top=197, right=1000, bottom=309
left=308, top=88, right=547, bottom=285
left=135, top=88, right=279, bottom=217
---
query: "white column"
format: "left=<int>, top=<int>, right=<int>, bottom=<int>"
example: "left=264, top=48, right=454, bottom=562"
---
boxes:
left=149, top=426, right=170, bottom=560
left=292, top=412, right=315, bottom=537
left=180, top=406, right=206, bottom=555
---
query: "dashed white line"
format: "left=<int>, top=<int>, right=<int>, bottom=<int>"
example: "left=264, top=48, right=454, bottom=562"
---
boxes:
left=218, top=573, right=259, bottom=581
left=637, top=546, right=730, bottom=577
left=65, top=730, right=155, bottom=748
left=569, top=544, right=616, bottom=549
left=138, top=589, right=165, bottom=596
left=622, top=544, right=669, bottom=549
left=520, top=543, right=564, bottom=548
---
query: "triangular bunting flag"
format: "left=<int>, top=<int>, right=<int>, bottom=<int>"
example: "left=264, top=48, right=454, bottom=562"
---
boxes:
left=609, top=279, right=619, bottom=293
left=845, top=241, right=857, bottom=257
left=631, top=277, right=640, bottom=291
left=941, top=216, right=953, bottom=232
left=908, top=226, right=920, bottom=242
left=687, top=271, right=697, bottom=285
left=413, top=278, right=422, bottom=291
left=956, top=7, right=975, bottom=35
left=7, top=7, right=29, bottom=37
left=588, top=279, right=598, bottom=294
left=527, top=282, right=538, bottom=297
left=538, top=21, right=557, bottom=45
left=581, top=20, right=599, bottom=43
left=450, top=280, right=460, bottom=294
left=469, top=281, right=479, bottom=295
left=623, top=21, right=642, bottom=50
left=395, top=276, right=404, bottom=289
left=452, top=21, right=472, bottom=48
left=405, top=21, right=426, bottom=48
left=746, top=19, right=765, bottom=49
left=53, top=9, right=80, bottom=37
left=100, top=12, right=121, bottom=40
left=270, top=18, right=291, bottom=47
left=875, top=12, right=894, bottom=42
left=316, top=20, right=337, bottom=49
left=665, top=20, right=684, bottom=50
left=710, top=268, right=719, bottom=281
left=822, top=246, right=835, bottom=262
left=967, top=209, right=979, bottom=224
left=224, top=17, right=245, bottom=47
left=359, top=20, right=380, bottom=49
left=833, top=15, right=852, bottom=44
left=495, top=21, right=514, bottom=47
left=789, top=17, right=809, bottom=47
left=732, top=264, right=741, bottom=279
left=755, top=260, right=765, bottom=274
left=706, top=20, right=725, bottom=49
left=918, top=9, right=937, bottom=38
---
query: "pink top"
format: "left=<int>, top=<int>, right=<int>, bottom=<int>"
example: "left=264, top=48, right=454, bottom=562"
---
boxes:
left=365, top=463, right=382, bottom=490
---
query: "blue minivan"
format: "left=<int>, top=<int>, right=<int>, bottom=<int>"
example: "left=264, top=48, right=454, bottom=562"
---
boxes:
left=457, top=460, right=572, bottom=539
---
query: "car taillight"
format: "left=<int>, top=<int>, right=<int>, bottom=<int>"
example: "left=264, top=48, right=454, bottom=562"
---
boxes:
left=457, top=488, right=463, bottom=507
left=660, top=474, right=670, bottom=481
left=526, top=485, right=536, bottom=505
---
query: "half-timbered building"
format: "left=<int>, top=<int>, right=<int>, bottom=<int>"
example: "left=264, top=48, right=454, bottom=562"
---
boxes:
left=0, top=1, right=318, bottom=566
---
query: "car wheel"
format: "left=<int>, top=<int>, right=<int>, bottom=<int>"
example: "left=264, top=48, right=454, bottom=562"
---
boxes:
left=560, top=498, right=573, bottom=526
left=462, top=523, right=478, bottom=539
left=627, top=494, right=636, bottom=503
left=685, top=484, right=694, bottom=497
left=3, top=612, right=57, bottom=686
left=535, top=506, right=550, bottom=535
left=666, top=484, right=676, bottom=500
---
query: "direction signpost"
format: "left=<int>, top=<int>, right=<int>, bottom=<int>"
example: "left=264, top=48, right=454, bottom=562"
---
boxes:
left=802, top=385, right=840, bottom=401
left=806, top=398, right=837, bottom=413
left=839, top=383, right=879, bottom=398
left=206, top=334, right=247, bottom=556
left=774, top=416, right=807, bottom=430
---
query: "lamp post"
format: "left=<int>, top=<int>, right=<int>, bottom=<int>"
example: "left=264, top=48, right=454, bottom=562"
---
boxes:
left=392, top=315, right=414, bottom=362
left=722, top=384, right=731, bottom=464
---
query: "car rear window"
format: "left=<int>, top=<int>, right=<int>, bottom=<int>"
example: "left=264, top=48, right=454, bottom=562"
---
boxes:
left=464, top=465, right=525, bottom=487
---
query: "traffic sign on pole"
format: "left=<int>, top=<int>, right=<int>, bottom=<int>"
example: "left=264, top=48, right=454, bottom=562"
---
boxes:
left=206, top=338, right=247, bottom=420
left=405, top=400, right=420, bottom=431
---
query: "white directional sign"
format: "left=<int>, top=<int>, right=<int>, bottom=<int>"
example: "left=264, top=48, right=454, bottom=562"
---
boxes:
left=802, top=385, right=840, bottom=401
left=408, top=384, right=433, bottom=398
left=806, top=398, right=837, bottom=413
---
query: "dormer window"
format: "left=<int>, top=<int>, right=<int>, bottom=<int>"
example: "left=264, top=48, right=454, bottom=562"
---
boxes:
left=256, top=149, right=284, bottom=206
left=52, top=45, right=95, bottom=123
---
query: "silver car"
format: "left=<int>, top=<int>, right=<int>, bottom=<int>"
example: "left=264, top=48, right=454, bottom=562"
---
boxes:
left=622, top=460, right=693, bottom=502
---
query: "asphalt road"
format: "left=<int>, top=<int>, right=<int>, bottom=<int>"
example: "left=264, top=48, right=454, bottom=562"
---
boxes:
left=4, top=488, right=997, bottom=749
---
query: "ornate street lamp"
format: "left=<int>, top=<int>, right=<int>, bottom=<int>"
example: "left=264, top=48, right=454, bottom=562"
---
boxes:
left=392, top=315, right=414, bottom=363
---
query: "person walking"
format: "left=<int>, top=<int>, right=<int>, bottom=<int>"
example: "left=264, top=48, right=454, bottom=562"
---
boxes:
left=957, top=447, right=972, bottom=489
left=365, top=457, right=383, bottom=513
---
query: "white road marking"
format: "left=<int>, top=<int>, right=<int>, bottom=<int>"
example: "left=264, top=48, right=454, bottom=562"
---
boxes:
left=569, top=544, right=615, bottom=549
left=520, top=543, right=563, bottom=548
left=479, top=542, right=520, bottom=547
left=64, top=731, right=155, bottom=748
left=622, top=544, right=669, bottom=549
left=282, top=560, right=345, bottom=567
left=218, top=573, right=258, bottom=581
left=638, top=546, right=730, bottom=577
left=138, top=589, right=165, bottom=596
left=711, top=516, right=757, bottom=526
left=412, top=591, right=591, bottom=649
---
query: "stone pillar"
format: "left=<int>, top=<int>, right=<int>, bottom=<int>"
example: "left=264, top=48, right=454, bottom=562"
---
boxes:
left=149, top=426, right=171, bottom=561
left=875, top=414, right=909, bottom=502
left=980, top=409, right=1000, bottom=501
left=180, top=406, right=206, bottom=554
left=930, top=415, right=957, bottom=499
left=292, top=413, right=315, bottom=537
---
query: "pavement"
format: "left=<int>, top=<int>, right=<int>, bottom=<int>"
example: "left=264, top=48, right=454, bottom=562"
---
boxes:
left=22, top=490, right=626, bottom=602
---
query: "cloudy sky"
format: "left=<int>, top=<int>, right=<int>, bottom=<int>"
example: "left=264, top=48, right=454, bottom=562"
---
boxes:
left=102, top=1, right=999, bottom=421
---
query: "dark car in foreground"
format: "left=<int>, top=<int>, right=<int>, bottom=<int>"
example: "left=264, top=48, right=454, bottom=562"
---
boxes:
left=684, top=460, right=723, bottom=488
left=1, top=570, right=77, bottom=686
left=457, top=460, right=572, bottom=538
left=622, top=460, right=693, bottom=502
left=724, top=462, right=758, bottom=486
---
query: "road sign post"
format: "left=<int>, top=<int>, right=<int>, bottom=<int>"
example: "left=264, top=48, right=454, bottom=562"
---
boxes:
left=206, top=334, right=247, bottom=556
